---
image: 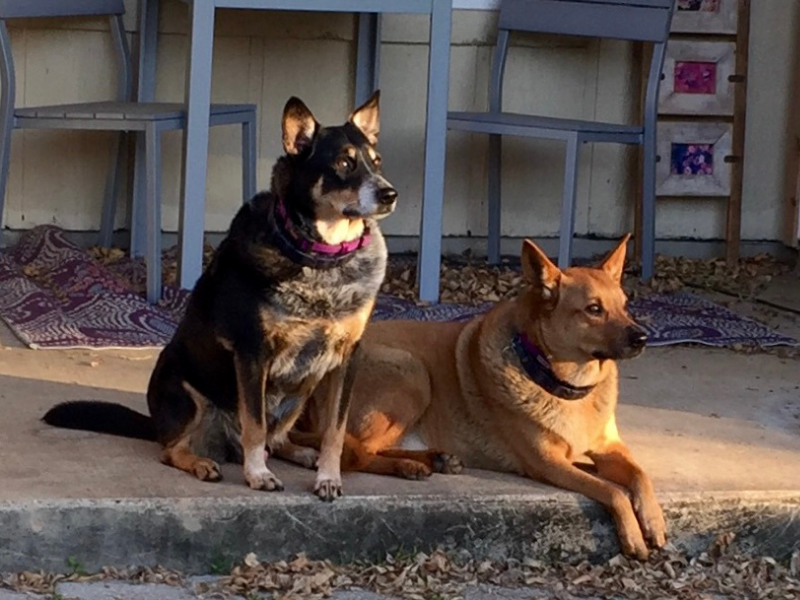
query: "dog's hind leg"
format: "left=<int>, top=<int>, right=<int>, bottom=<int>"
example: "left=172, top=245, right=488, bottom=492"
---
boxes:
left=159, top=382, right=222, bottom=482
left=376, top=449, right=463, bottom=475
left=273, top=440, right=319, bottom=470
left=235, top=353, right=283, bottom=491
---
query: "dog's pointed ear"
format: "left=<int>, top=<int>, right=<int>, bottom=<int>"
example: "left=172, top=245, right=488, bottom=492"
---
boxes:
left=349, top=90, right=380, bottom=145
left=599, top=234, right=630, bottom=282
left=282, top=97, right=319, bottom=156
left=521, top=239, right=561, bottom=302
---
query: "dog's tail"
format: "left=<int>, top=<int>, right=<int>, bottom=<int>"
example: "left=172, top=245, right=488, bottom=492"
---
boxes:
left=42, top=401, right=156, bottom=442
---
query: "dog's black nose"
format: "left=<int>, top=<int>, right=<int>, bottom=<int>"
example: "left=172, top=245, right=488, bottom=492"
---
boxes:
left=628, top=327, right=648, bottom=349
left=378, top=187, right=398, bottom=205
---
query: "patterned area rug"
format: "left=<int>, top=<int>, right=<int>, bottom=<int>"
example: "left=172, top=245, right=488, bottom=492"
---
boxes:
left=1, top=226, right=797, bottom=350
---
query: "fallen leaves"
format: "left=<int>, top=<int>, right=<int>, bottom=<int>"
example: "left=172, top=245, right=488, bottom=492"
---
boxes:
left=5, top=544, right=798, bottom=600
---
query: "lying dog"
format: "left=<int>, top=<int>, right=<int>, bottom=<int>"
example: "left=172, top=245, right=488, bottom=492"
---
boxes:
left=43, top=91, right=396, bottom=501
left=296, top=235, right=666, bottom=555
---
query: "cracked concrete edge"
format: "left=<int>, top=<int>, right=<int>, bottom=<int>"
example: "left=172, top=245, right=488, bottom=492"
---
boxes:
left=1, top=492, right=798, bottom=574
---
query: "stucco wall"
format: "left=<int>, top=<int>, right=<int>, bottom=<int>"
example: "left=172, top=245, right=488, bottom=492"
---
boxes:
left=1, top=0, right=797, bottom=245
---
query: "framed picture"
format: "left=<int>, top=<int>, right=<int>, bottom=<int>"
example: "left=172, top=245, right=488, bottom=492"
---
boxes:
left=671, top=0, right=738, bottom=35
left=657, top=122, right=732, bottom=197
left=659, top=41, right=735, bottom=116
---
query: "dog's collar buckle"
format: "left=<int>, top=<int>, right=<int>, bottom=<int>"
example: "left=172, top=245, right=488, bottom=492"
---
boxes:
left=512, top=333, right=594, bottom=401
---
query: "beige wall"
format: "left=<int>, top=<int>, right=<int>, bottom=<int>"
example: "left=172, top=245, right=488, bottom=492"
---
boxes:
left=1, top=0, right=797, bottom=245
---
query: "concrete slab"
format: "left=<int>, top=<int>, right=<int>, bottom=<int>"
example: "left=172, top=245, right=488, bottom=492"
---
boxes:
left=0, top=591, right=38, bottom=600
left=757, top=271, right=800, bottom=313
left=0, top=342, right=799, bottom=572
left=55, top=582, right=212, bottom=600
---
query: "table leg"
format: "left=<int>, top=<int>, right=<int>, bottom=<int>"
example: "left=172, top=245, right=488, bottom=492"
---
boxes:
left=417, top=0, right=452, bottom=303
left=177, top=1, right=216, bottom=290
left=355, top=13, right=381, bottom=104
left=131, top=0, right=160, bottom=257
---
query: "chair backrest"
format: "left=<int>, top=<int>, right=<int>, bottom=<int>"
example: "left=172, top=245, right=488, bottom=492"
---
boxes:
left=0, top=0, right=125, bottom=19
left=498, top=0, right=673, bottom=43
left=489, top=0, right=674, bottom=125
left=0, top=0, right=131, bottom=119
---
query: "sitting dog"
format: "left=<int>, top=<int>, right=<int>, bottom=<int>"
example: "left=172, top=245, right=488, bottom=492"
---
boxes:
left=43, top=91, right=396, bottom=501
left=296, top=235, right=667, bottom=554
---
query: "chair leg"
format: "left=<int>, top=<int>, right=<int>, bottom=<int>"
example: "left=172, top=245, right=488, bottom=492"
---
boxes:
left=487, top=134, right=502, bottom=264
left=145, top=124, right=162, bottom=304
left=130, top=131, right=147, bottom=257
left=0, top=28, right=13, bottom=246
left=558, top=134, right=580, bottom=270
left=98, top=132, right=126, bottom=248
left=0, top=108, right=11, bottom=247
left=641, top=129, right=657, bottom=280
left=242, top=114, right=257, bottom=203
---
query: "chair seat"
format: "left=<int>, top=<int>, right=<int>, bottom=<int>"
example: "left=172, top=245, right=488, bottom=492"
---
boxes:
left=447, top=111, right=643, bottom=144
left=15, top=102, right=254, bottom=122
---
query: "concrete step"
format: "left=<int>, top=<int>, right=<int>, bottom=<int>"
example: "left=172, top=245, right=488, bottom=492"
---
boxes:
left=1, top=343, right=799, bottom=573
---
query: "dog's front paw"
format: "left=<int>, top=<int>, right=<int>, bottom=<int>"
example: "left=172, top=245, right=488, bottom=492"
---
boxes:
left=634, top=496, right=667, bottom=549
left=618, top=526, right=650, bottom=561
left=314, top=476, right=342, bottom=502
left=431, top=453, right=464, bottom=475
left=245, top=467, right=284, bottom=492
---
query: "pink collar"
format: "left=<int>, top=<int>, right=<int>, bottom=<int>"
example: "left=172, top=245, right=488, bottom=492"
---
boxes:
left=276, top=197, right=371, bottom=256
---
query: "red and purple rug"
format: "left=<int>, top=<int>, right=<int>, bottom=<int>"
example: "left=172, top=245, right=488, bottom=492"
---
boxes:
left=0, top=226, right=797, bottom=350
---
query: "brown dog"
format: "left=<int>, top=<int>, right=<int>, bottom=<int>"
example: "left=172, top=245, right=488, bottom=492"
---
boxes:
left=295, top=235, right=666, bottom=557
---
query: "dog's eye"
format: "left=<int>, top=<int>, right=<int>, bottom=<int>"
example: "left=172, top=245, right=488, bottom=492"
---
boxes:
left=338, top=157, right=355, bottom=172
left=585, top=303, right=604, bottom=317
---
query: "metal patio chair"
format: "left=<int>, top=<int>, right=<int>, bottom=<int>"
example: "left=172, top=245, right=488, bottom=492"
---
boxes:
left=447, top=0, right=674, bottom=278
left=0, top=0, right=258, bottom=302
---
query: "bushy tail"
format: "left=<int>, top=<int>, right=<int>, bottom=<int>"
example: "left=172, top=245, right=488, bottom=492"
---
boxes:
left=42, top=401, right=156, bottom=442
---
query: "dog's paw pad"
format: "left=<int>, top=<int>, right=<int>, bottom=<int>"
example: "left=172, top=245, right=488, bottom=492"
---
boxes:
left=314, top=478, right=342, bottom=502
left=432, top=453, right=464, bottom=475
left=245, top=470, right=284, bottom=492
left=193, top=459, right=222, bottom=482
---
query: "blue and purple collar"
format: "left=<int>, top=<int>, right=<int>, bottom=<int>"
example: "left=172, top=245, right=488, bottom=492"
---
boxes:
left=512, top=332, right=595, bottom=401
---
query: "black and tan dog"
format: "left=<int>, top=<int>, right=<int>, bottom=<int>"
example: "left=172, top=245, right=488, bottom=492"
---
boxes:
left=297, top=236, right=666, bottom=555
left=43, top=91, right=396, bottom=501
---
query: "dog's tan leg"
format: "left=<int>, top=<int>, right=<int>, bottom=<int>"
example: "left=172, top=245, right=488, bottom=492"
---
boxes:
left=314, top=365, right=347, bottom=500
left=235, top=354, right=283, bottom=491
left=588, top=422, right=666, bottom=549
left=512, top=436, right=650, bottom=560
left=160, top=382, right=222, bottom=482
left=589, top=444, right=665, bottom=549
left=314, top=341, right=367, bottom=500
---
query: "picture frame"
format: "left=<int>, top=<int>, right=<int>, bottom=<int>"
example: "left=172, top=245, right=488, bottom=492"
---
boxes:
left=671, top=0, right=738, bottom=35
left=656, top=122, right=733, bottom=197
left=659, top=40, right=736, bottom=116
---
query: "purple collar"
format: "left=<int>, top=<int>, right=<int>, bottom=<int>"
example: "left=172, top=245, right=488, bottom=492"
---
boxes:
left=273, top=197, right=371, bottom=268
left=512, top=332, right=595, bottom=401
